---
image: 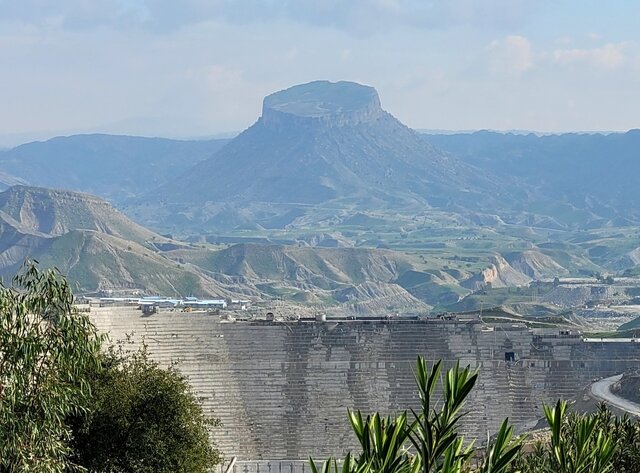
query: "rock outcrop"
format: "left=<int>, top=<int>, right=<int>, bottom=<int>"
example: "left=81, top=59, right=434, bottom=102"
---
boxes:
left=612, top=372, right=640, bottom=404
left=261, top=80, right=383, bottom=129
left=505, top=250, right=568, bottom=279
left=463, top=255, right=532, bottom=290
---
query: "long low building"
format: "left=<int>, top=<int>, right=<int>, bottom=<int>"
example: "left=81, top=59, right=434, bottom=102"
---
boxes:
left=86, top=295, right=229, bottom=309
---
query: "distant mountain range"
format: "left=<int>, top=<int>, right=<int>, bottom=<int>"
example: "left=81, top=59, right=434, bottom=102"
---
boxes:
left=0, top=134, right=229, bottom=202
left=132, top=81, right=512, bottom=230
left=424, top=130, right=640, bottom=223
left=135, top=81, right=640, bottom=231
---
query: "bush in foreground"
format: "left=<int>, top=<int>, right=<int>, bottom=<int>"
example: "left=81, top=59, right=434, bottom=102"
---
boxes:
left=0, top=262, right=221, bottom=473
left=311, top=357, right=640, bottom=473
left=69, top=341, right=222, bottom=473
left=311, top=358, right=523, bottom=473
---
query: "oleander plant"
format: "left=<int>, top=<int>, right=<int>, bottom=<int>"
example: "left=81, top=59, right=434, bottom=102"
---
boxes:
left=311, top=357, right=640, bottom=473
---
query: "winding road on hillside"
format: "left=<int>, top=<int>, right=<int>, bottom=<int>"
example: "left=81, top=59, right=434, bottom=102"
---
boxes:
left=590, top=374, right=640, bottom=416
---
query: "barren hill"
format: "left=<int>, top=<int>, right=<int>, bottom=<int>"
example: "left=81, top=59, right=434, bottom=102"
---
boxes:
left=0, top=185, right=157, bottom=244
left=165, top=243, right=464, bottom=311
left=175, top=243, right=415, bottom=285
left=0, top=186, right=433, bottom=305
left=0, top=186, right=238, bottom=297
left=505, top=250, right=570, bottom=279
left=28, top=230, right=242, bottom=297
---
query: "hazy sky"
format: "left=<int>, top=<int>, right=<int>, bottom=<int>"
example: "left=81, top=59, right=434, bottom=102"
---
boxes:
left=1, top=0, right=639, bottom=144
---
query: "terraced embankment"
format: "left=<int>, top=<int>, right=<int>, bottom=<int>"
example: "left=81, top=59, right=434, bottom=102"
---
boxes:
left=91, top=308, right=640, bottom=460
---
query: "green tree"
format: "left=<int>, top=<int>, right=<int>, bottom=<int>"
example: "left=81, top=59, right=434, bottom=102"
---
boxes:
left=0, top=262, right=103, bottom=473
left=69, top=341, right=222, bottom=473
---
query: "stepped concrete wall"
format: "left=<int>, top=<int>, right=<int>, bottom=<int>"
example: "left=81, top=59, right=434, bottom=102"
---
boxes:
left=91, top=308, right=640, bottom=460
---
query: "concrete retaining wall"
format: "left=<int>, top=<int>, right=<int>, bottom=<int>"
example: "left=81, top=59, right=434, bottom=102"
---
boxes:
left=91, top=308, right=640, bottom=460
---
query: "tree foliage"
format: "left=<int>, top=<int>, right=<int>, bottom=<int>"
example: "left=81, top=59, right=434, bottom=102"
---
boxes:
left=0, top=262, right=220, bottom=472
left=69, top=341, right=222, bottom=473
left=310, top=358, right=523, bottom=473
left=514, top=402, right=640, bottom=473
left=311, top=357, right=640, bottom=473
left=0, top=262, right=103, bottom=473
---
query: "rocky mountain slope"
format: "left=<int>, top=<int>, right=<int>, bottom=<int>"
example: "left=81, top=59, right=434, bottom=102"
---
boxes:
left=164, top=242, right=571, bottom=311
left=166, top=242, right=434, bottom=311
left=0, top=185, right=240, bottom=297
left=182, top=243, right=416, bottom=284
left=0, top=185, right=157, bottom=243
left=0, top=184, right=592, bottom=314
left=29, top=230, right=243, bottom=297
left=0, top=185, right=476, bottom=311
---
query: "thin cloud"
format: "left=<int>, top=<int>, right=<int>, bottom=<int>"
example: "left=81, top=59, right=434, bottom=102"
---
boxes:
left=488, top=35, right=534, bottom=74
left=553, top=42, right=631, bottom=69
left=146, top=0, right=546, bottom=34
left=0, top=0, right=544, bottom=34
left=0, top=0, right=135, bottom=30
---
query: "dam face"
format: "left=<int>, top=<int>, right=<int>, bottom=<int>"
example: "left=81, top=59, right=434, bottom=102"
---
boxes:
left=91, top=308, right=640, bottom=460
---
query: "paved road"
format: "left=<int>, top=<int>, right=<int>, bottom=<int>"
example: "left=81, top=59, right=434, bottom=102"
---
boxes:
left=590, top=374, right=640, bottom=416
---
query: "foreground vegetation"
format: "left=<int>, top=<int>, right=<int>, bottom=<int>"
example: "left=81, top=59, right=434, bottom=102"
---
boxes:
left=0, top=263, right=220, bottom=473
left=312, top=358, right=640, bottom=473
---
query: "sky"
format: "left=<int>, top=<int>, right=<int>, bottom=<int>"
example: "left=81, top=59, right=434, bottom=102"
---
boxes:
left=1, top=0, right=639, bottom=145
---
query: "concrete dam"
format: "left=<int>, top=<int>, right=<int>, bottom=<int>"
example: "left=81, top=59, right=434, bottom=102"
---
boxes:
left=91, top=308, right=640, bottom=460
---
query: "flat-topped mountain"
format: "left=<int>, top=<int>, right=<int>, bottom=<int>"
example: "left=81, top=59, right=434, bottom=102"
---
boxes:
left=155, top=81, right=504, bottom=213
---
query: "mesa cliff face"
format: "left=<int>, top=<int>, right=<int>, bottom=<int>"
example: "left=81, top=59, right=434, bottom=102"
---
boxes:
left=260, top=80, right=384, bottom=129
